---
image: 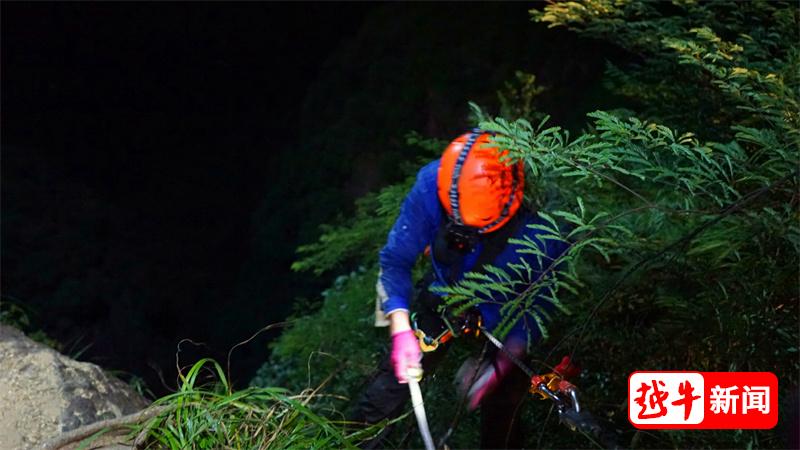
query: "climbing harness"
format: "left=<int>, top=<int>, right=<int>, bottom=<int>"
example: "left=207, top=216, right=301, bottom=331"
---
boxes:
left=408, top=309, right=479, bottom=448
left=413, top=308, right=481, bottom=353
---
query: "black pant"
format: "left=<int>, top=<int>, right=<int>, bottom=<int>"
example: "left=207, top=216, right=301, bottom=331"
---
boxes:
left=350, top=286, right=529, bottom=449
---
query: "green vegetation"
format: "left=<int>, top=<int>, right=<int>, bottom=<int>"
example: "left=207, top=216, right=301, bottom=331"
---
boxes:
left=253, top=1, right=798, bottom=449
left=134, top=359, right=384, bottom=449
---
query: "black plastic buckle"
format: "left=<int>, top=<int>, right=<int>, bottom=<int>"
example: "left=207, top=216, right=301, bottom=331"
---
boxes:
left=445, top=221, right=478, bottom=254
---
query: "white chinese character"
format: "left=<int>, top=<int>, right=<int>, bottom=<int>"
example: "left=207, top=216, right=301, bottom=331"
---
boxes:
left=710, top=385, right=739, bottom=414
left=742, top=385, right=770, bottom=414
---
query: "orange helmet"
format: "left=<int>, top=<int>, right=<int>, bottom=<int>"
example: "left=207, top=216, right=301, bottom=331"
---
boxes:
left=437, top=129, right=524, bottom=234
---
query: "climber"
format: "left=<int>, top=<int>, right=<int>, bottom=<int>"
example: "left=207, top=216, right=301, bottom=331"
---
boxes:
left=351, top=129, right=568, bottom=449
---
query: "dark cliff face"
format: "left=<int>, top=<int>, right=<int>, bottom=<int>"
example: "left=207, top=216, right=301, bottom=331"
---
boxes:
left=2, top=3, right=375, bottom=394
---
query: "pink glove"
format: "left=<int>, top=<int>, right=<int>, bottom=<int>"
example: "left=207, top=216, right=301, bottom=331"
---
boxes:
left=464, top=339, right=525, bottom=410
left=391, top=329, right=422, bottom=384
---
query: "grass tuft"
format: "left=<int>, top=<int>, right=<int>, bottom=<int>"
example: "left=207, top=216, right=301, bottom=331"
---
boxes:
left=134, top=358, right=385, bottom=449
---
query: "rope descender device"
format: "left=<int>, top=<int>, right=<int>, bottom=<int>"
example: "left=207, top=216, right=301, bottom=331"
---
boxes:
left=529, top=356, right=609, bottom=440
left=413, top=310, right=482, bottom=353
left=530, top=356, right=582, bottom=411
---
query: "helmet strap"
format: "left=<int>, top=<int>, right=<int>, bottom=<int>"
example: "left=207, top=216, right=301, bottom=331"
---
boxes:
left=448, top=128, right=482, bottom=225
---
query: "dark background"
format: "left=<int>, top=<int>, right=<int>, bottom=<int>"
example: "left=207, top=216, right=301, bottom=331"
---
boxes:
left=2, top=3, right=618, bottom=395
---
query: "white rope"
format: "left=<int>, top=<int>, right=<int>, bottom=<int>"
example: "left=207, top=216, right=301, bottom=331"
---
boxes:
left=407, top=367, right=435, bottom=450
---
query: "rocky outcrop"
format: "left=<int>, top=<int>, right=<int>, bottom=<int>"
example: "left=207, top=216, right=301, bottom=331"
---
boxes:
left=0, top=325, right=149, bottom=449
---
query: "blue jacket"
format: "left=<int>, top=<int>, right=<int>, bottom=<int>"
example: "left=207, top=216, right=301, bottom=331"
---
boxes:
left=378, top=160, right=568, bottom=342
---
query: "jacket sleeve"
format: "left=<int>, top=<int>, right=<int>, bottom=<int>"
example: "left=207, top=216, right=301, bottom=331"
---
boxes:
left=377, top=166, right=439, bottom=316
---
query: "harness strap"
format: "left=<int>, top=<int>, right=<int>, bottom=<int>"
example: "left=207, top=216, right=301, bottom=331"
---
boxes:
left=472, top=207, right=525, bottom=271
left=432, top=207, right=527, bottom=284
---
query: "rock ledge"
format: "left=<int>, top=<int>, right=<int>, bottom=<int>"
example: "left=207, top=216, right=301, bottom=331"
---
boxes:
left=0, top=325, right=149, bottom=449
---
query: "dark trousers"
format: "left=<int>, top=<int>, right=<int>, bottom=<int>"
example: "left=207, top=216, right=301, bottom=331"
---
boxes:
left=350, top=287, right=529, bottom=449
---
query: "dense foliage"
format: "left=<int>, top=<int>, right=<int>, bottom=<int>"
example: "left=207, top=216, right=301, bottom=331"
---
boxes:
left=254, top=1, right=798, bottom=448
